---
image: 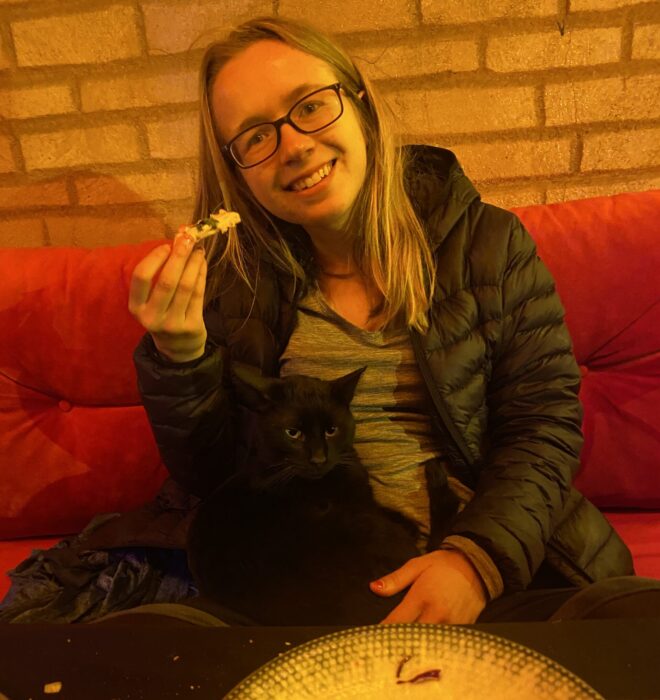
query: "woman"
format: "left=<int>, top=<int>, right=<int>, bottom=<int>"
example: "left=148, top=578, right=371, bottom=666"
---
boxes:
left=2, top=16, right=650, bottom=626
left=125, top=15, right=646, bottom=625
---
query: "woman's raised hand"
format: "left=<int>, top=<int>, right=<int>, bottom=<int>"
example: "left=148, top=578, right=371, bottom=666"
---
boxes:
left=129, top=233, right=208, bottom=363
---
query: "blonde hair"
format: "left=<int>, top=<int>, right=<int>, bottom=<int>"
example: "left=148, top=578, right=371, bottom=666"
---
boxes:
left=195, top=16, right=436, bottom=333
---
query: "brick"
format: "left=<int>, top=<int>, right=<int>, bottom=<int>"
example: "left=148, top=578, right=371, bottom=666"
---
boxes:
left=632, top=24, right=660, bottom=60
left=159, top=202, right=198, bottom=234
left=582, top=127, right=660, bottom=171
left=0, top=216, right=47, bottom=247
left=0, top=83, right=76, bottom=120
left=280, top=0, right=416, bottom=32
left=547, top=176, right=660, bottom=203
left=480, top=188, right=545, bottom=210
left=0, top=134, right=16, bottom=173
left=75, top=170, right=195, bottom=205
left=422, top=0, right=556, bottom=24
left=453, top=138, right=572, bottom=181
left=1, top=32, right=12, bottom=70
left=81, top=69, right=197, bottom=112
left=45, top=213, right=169, bottom=247
left=142, top=0, right=272, bottom=54
left=12, top=6, right=141, bottom=67
left=545, top=75, right=660, bottom=125
left=0, top=179, right=70, bottom=210
left=356, top=39, right=479, bottom=80
left=569, top=0, right=638, bottom=10
left=388, top=85, right=537, bottom=135
left=21, top=125, right=142, bottom=170
left=487, top=27, right=621, bottom=72
left=146, top=114, right=199, bottom=159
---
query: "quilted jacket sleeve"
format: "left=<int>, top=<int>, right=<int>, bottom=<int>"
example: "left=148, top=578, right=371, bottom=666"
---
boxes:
left=449, top=214, right=584, bottom=593
left=133, top=330, right=238, bottom=497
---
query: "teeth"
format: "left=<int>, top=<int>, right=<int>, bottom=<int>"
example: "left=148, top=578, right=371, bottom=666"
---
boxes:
left=291, top=161, right=333, bottom=192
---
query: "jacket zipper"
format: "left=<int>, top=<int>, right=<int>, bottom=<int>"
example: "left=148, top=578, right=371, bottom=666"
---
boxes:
left=410, top=330, right=478, bottom=488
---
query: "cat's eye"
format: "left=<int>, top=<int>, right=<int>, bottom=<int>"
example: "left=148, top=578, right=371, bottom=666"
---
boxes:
left=285, top=428, right=303, bottom=440
left=325, top=427, right=338, bottom=437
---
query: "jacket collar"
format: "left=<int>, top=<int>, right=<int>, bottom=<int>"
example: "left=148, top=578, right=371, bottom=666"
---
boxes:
left=403, top=145, right=481, bottom=251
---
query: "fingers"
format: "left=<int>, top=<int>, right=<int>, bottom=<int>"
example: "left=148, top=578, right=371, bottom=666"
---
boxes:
left=147, top=234, right=197, bottom=314
left=417, top=606, right=449, bottom=624
left=166, top=248, right=207, bottom=322
left=381, top=595, right=424, bottom=624
left=129, top=244, right=171, bottom=312
left=184, top=254, right=208, bottom=322
left=370, top=557, right=426, bottom=597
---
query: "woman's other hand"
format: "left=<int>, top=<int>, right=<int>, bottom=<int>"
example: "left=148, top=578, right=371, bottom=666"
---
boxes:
left=129, top=233, right=208, bottom=363
left=371, top=549, right=487, bottom=624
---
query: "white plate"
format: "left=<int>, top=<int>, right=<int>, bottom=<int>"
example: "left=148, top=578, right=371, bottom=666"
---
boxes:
left=226, top=624, right=603, bottom=699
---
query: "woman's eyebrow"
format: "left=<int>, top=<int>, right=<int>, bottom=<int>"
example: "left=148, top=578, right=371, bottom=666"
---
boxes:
left=235, top=82, right=324, bottom=133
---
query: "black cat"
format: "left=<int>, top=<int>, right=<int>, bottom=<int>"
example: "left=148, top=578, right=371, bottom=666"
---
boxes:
left=186, top=363, right=459, bottom=626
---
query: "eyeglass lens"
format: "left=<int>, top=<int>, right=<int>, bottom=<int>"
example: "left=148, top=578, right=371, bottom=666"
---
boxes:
left=231, top=87, right=342, bottom=167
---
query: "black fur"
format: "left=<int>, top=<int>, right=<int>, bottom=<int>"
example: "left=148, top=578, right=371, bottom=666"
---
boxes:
left=186, top=363, right=459, bottom=626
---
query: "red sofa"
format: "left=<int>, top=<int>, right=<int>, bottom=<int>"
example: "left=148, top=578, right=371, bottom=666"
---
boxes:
left=2, top=190, right=659, bottom=602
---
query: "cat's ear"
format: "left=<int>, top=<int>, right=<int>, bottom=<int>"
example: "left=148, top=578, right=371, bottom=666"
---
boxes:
left=330, top=366, right=367, bottom=405
left=231, top=362, right=282, bottom=411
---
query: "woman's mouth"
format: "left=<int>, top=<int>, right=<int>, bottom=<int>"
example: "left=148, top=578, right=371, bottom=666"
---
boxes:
left=287, top=160, right=336, bottom=192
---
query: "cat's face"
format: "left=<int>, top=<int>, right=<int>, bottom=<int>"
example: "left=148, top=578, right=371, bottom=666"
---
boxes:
left=231, top=364, right=365, bottom=486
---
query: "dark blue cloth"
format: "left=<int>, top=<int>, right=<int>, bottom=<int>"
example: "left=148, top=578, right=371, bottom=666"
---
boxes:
left=0, top=516, right=197, bottom=623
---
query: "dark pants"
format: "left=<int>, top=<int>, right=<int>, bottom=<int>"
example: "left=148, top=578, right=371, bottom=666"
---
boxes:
left=478, top=575, right=660, bottom=623
left=93, top=574, right=660, bottom=627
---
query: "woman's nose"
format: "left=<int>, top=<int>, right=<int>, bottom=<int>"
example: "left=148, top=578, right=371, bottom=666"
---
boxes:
left=278, top=123, right=314, bottom=163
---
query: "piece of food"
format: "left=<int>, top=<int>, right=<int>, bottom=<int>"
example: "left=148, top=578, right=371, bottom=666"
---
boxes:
left=43, top=681, right=63, bottom=694
left=395, top=655, right=441, bottom=686
left=178, top=208, right=241, bottom=242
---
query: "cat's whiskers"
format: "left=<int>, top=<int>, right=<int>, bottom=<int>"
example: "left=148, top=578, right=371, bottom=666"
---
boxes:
left=256, top=459, right=297, bottom=489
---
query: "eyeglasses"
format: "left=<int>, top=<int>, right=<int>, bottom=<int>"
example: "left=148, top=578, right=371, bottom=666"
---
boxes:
left=222, top=83, right=345, bottom=169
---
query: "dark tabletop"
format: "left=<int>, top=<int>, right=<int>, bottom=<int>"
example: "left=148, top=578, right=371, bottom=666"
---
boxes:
left=1, top=617, right=658, bottom=699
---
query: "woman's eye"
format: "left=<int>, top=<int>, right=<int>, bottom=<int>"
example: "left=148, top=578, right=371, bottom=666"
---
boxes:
left=325, top=427, right=338, bottom=437
left=297, top=100, right=320, bottom=117
left=246, top=131, right=267, bottom=148
left=285, top=428, right=302, bottom=440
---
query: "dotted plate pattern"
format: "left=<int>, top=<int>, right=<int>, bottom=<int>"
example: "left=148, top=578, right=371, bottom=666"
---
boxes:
left=225, top=624, right=604, bottom=699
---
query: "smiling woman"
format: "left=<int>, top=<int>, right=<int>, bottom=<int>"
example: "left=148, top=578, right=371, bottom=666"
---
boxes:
left=194, top=18, right=435, bottom=335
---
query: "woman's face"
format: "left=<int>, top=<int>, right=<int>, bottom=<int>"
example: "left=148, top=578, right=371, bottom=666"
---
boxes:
left=211, top=40, right=368, bottom=235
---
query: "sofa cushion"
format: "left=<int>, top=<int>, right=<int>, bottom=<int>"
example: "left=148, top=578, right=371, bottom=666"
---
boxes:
left=604, top=511, right=660, bottom=580
left=0, top=241, right=168, bottom=539
left=513, top=190, right=660, bottom=509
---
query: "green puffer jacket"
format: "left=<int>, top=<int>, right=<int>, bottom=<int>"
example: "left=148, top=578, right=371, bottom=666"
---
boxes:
left=132, top=145, right=634, bottom=594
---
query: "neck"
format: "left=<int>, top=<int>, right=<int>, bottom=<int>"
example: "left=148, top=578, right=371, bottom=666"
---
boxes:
left=305, top=225, right=358, bottom=278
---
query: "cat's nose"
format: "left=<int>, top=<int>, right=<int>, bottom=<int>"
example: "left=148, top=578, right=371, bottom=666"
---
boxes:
left=310, top=450, right=326, bottom=465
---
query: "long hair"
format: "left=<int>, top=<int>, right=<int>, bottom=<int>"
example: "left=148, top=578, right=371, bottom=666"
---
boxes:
left=195, top=16, right=435, bottom=333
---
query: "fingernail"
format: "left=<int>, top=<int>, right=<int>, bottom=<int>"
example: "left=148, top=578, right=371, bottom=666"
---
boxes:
left=175, top=233, right=194, bottom=250
left=371, top=579, right=384, bottom=592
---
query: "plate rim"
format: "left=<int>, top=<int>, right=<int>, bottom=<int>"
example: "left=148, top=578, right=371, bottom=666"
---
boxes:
left=225, top=623, right=604, bottom=699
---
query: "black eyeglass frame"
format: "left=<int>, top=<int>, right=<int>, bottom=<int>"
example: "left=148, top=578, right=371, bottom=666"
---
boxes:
left=221, top=82, right=345, bottom=169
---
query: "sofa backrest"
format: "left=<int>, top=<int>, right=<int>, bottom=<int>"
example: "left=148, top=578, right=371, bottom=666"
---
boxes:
left=512, top=190, right=660, bottom=509
left=1, top=190, right=659, bottom=539
left=0, top=240, right=167, bottom=538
